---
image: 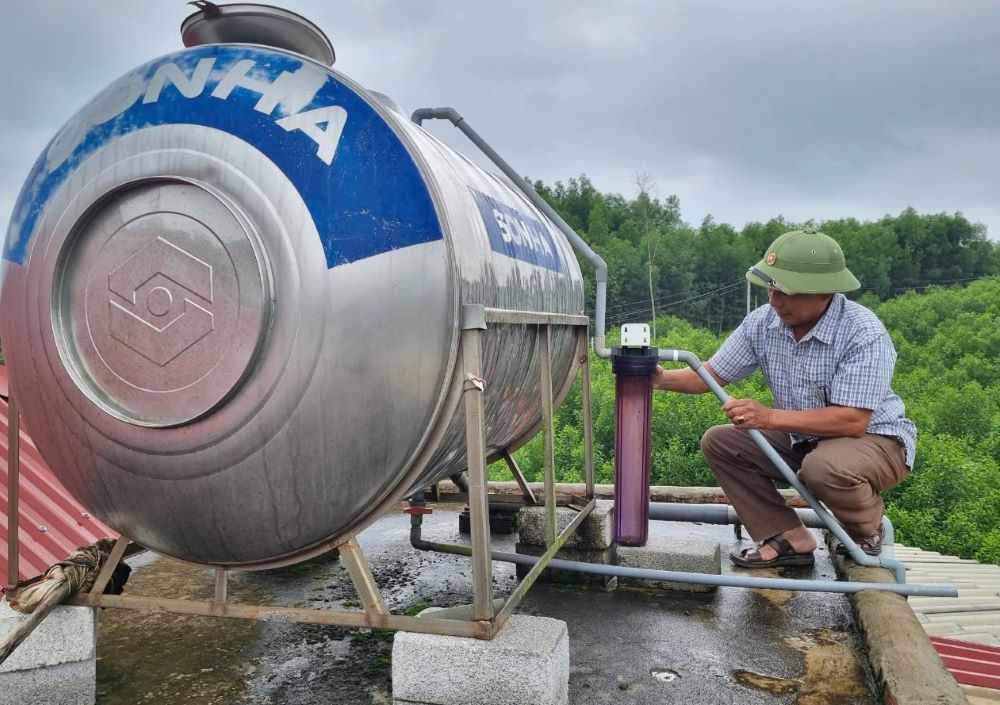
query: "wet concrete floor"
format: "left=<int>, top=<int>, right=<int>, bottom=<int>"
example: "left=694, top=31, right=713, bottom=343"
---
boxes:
left=96, top=503, right=876, bottom=704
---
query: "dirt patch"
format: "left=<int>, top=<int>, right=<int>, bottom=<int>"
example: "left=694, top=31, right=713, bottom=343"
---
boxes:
left=732, top=628, right=872, bottom=704
left=97, top=556, right=270, bottom=705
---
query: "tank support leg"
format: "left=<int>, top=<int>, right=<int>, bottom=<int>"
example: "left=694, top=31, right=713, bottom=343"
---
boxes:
left=213, top=569, right=228, bottom=604
left=538, top=325, right=557, bottom=547
left=460, top=312, right=494, bottom=621
left=339, top=537, right=388, bottom=618
left=85, top=536, right=130, bottom=603
left=501, top=450, right=537, bottom=505
left=578, top=330, right=595, bottom=500
left=6, top=395, right=20, bottom=590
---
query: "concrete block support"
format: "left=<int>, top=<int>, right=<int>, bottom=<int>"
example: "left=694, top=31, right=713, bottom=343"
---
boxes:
left=518, top=500, right=613, bottom=550
left=616, top=537, right=721, bottom=593
left=392, top=613, right=569, bottom=705
left=0, top=601, right=96, bottom=705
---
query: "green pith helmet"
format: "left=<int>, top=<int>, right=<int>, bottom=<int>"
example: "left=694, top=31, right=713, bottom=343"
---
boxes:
left=746, top=228, right=861, bottom=295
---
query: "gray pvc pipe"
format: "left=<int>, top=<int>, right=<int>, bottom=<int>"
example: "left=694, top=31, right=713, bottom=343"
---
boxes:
left=651, top=504, right=897, bottom=560
left=658, top=348, right=909, bottom=582
left=410, top=107, right=612, bottom=358
left=486, top=549, right=954, bottom=598
left=410, top=531, right=956, bottom=598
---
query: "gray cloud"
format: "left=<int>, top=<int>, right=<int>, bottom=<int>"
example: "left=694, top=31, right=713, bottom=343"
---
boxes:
left=2, top=0, right=999, bottom=241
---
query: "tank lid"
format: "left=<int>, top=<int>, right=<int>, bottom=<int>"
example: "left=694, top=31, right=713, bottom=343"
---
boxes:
left=181, top=1, right=335, bottom=65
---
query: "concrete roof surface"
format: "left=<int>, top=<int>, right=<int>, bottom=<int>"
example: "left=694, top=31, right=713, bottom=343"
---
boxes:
left=95, top=504, right=878, bottom=704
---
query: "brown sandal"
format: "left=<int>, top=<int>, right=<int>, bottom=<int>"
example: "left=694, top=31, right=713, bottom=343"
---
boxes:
left=730, top=534, right=815, bottom=568
left=835, top=525, right=884, bottom=557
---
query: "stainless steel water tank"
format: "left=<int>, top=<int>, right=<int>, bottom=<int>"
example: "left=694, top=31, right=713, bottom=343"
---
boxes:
left=0, top=32, right=583, bottom=567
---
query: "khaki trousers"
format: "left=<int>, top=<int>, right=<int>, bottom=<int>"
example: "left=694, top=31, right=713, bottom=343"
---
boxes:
left=700, top=425, right=909, bottom=541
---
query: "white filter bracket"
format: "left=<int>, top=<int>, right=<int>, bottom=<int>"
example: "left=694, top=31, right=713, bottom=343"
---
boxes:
left=620, top=323, right=650, bottom=348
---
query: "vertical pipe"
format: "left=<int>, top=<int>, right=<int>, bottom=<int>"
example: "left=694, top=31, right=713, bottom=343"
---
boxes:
left=461, top=327, right=494, bottom=620
left=538, top=325, right=557, bottom=547
left=579, top=331, right=595, bottom=500
left=7, top=395, right=19, bottom=589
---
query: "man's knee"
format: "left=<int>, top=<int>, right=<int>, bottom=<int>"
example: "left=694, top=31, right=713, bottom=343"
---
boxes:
left=798, top=453, right=858, bottom=496
left=700, top=424, right=740, bottom=459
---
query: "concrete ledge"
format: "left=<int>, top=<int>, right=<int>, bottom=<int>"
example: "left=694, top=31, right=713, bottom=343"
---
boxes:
left=0, top=657, right=95, bottom=705
left=518, top=501, right=613, bottom=549
left=827, top=537, right=968, bottom=705
left=515, top=542, right=617, bottom=591
left=0, top=601, right=96, bottom=672
left=616, top=537, right=721, bottom=593
left=392, top=613, right=568, bottom=705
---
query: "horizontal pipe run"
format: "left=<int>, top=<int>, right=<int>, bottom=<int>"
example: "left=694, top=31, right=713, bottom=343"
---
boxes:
left=412, top=537, right=956, bottom=598
left=651, top=502, right=833, bottom=530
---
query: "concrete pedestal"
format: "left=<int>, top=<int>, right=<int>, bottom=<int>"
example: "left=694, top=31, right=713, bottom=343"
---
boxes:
left=517, top=501, right=614, bottom=550
left=392, top=613, right=569, bottom=705
left=0, top=600, right=96, bottom=705
left=516, top=501, right=617, bottom=589
left=616, top=537, right=721, bottom=593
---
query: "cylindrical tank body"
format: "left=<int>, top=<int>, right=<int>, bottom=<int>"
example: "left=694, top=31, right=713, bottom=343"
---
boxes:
left=0, top=43, right=583, bottom=567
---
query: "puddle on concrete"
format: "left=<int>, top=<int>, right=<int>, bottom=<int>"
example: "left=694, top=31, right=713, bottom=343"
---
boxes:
left=731, top=628, right=871, bottom=704
left=730, top=566, right=801, bottom=608
left=786, top=629, right=870, bottom=705
left=650, top=667, right=679, bottom=683
left=732, top=669, right=801, bottom=694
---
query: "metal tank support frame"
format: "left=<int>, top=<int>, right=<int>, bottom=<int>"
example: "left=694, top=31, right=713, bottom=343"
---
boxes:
left=4, top=306, right=600, bottom=641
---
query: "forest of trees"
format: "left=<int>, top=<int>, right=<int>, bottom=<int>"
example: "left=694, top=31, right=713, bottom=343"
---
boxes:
left=535, top=175, right=1000, bottom=332
left=495, top=178, right=1000, bottom=565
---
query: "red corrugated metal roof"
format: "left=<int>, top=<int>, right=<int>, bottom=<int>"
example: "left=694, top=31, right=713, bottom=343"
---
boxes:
left=931, top=637, right=1000, bottom=690
left=1, top=365, right=116, bottom=584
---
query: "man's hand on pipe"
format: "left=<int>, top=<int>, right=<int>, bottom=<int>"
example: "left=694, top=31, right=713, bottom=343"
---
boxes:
left=723, top=398, right=773, bottom=430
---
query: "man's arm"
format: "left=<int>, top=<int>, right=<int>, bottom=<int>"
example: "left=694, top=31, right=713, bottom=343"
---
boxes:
left=722, top=398, right=872, bottom=437
left=653, top=363, right=729, bottom=394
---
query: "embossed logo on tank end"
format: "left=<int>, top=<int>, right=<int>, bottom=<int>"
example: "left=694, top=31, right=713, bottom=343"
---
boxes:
left=108, top=236, right=215, bottom=366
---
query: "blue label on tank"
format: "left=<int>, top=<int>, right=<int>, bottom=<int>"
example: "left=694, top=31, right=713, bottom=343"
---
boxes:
left=3, top=46, right=441, bottom=268
left=470, top=189, right=565, bottom=273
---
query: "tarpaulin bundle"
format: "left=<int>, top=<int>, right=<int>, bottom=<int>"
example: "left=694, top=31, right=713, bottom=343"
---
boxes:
left=7, top=538, right=127, bottom=614
left=1, top=538, right=129, bottom=666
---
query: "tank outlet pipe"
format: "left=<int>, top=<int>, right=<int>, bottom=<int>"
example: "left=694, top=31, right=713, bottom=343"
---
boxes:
left=410, top=107, right=611, bottom=358
left=407, top=509, right=956, bottom=598
left=612, top=324, right=657, bottom=545
left=658, top=348, right=910, bottom=583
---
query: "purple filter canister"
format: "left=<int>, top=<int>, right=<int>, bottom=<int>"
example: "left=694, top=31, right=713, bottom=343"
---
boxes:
left=611, top=346, right=657, bottom=546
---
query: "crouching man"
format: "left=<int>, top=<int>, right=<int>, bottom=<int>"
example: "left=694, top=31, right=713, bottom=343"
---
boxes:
left=654, top=229, right=915, bottom=567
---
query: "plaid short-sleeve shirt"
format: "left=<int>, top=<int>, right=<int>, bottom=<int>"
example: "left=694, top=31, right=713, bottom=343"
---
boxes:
left=708, top=293, right=916, bottom=467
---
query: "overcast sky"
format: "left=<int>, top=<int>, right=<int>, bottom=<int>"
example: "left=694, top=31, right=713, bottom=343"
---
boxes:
left=3, top=1, right=1000, bottom=240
